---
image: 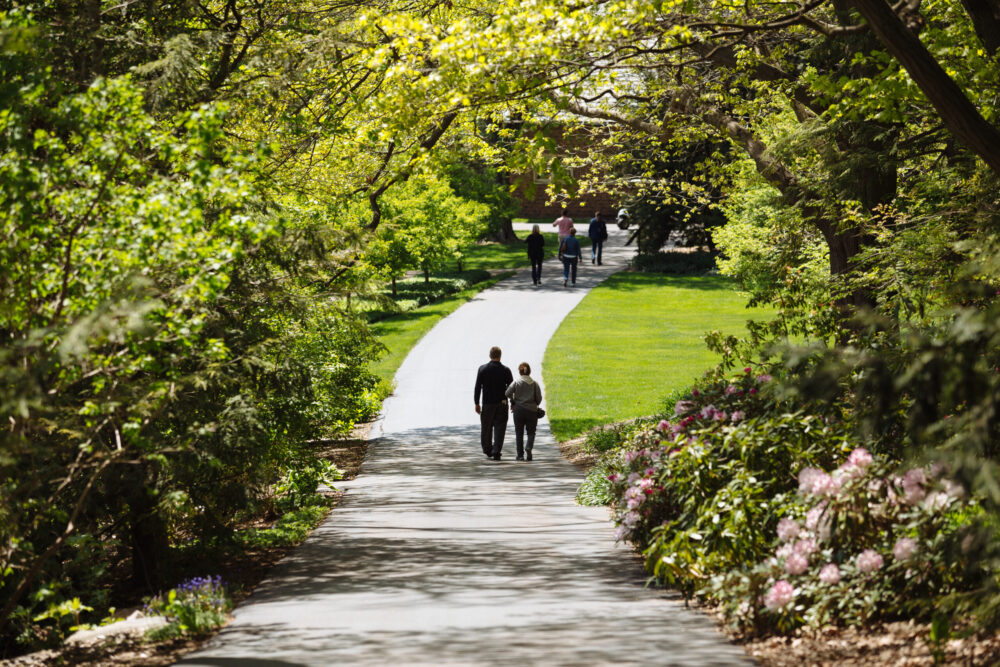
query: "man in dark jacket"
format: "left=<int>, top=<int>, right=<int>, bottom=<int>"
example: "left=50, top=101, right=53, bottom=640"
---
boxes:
left=588, top=211, right=608, bottom=265
left=474, top=346, right=514, bottom=460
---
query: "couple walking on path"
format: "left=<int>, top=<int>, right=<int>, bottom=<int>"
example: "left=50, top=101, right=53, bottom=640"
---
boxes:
left=473, top=346, right=543, bottom=461
left=546, top=208, right=610, bottom=287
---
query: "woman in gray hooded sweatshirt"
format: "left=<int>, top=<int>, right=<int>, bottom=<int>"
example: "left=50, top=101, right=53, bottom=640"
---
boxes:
left=505, top=362, right=543, bottom=461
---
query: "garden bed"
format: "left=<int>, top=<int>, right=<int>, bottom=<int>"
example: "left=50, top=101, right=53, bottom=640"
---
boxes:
left=2, top=425, right=374, bottom=667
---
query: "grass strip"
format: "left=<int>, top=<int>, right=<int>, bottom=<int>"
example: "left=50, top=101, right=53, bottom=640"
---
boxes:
left=542, top=273, right=773, bottom=441
left=370, top=272, right=514, bottom=382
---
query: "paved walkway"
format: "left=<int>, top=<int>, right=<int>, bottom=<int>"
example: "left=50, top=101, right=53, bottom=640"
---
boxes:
left=179, top=227, right=751, bottom=666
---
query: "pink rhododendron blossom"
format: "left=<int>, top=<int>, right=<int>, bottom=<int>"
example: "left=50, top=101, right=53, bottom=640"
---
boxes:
left=645, top=467, right=656, bottom=476
left=798, top=467, right=824, bottom=494
left=811, top=473, right=842, bottom=497
left=714, top=410, right=728, bottom=422
left=784, top=553, right=809, bottom=575
left=700, top=404, right=718, bottom=419
left=622, top=511, right=640, bottom=527
left=731, top=410, right=745, bottom=423
left=924, top=492, right=950, bottom=511
left=744, top=367, right=752, bottom=373
left=756, top=374, right=773, bottom=383
left=607, top=473, right=622, bottom=483
left=626, top=472, right=640, bottom=485
left=818, top=564, right=841, bottom=584
left=656, top=420, right=671, bottom=432
left=856, top=549, right=884, bottom=573
left=894, top=537, right=917, bottom=561
left=749, top=387, right=758, bottom=395
left=764, top=580, right=795, bottom=611
left=624, top=450, right=640, bottom=464
left=725, top=384, right=739, bottom=396
left=793, top=538, right=818, bottom=557
left=692, top=389, right=700, bottom=397
left=674, top=400, right=695, bottom=415
left=776, top=543, right=794, bottom=559
left=614, top=525, right=630, bottom=542
left=776, top=518, right=800, bottom=542
left=805, top=503, right=826, bottom=529
left=848, top=447, right=873, bottom=469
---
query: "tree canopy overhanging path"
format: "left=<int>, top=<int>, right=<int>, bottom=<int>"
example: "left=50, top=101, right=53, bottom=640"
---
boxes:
left=178, top=227, right=751, bottom=666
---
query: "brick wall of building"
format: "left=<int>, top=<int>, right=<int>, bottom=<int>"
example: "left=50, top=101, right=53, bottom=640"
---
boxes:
left=506, top=122, right=626, bottom=222
left=510, top=178, right=620, bottom=222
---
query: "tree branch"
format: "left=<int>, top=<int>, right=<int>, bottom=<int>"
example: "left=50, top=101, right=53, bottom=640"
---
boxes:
left=849, top=0, right=1000, bottom=175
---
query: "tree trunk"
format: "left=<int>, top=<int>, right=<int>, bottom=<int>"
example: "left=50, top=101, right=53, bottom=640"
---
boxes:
left=423, top=266, right=430, bottom=283
left=850, top=0, right=1000, bottom=175
left=391, top=276, right=397, bottom=296
left=126, top=477, right=168, bottom=592
left=961, top=0, right=1000, bottom=55
left=491, top=217, right=517, bottom=242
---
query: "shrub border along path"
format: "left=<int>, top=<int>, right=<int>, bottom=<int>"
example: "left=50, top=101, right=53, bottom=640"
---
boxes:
left=179, top=226, right=752, bottom=665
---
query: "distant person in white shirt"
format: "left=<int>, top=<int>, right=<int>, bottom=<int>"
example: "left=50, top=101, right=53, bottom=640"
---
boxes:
left=552, top=207, right=574, bottom=244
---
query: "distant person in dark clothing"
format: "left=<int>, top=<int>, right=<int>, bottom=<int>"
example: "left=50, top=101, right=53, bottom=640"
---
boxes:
left=525, top=224, right=545, bottom=285
left=474, top=346, right=514, bottom=460
left=505, top=362, right=543, bottom=461
left=559, top=227, right=582, bottom=287
left=588, top=211, right=608, bottom=265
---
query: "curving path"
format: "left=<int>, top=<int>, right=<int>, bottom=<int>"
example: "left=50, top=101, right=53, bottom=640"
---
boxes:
left=179, top=227, right=752, bottom=666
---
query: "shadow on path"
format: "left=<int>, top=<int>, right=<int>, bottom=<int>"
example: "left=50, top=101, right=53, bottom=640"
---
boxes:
left=179, top=231, right=753, bottom=666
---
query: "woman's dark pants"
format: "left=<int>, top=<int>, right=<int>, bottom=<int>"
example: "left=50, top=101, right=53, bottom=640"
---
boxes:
left=512, top=405, right=538, bottom=459
left=530, top=257, right=543, bottom=283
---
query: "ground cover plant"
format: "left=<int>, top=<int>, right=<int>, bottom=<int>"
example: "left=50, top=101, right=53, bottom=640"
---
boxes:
left=542, top=273, right=771, bottom=440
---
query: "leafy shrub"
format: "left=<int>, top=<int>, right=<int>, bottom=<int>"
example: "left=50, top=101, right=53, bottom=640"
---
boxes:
left=576, top=454, right=624, bottom=506
left=583, top=422, right=637, bottom=454
left=594, top=369, right=994, bottom=638
left=631, top=250, right=718, bottom=275
left=145, top=576, right=232, bottom=639
left=707, top=451, right=979, bottom=636
left=275, top=459, right=343, bottom=511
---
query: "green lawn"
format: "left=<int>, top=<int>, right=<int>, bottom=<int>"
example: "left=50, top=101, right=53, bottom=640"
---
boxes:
left=370, top=273, right=512, bottom=382
left=541, top=273, right=773, bottom=441
left=458, top=231, right=589, bottom=271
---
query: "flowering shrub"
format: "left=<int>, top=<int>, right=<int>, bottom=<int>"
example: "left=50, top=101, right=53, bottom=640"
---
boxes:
left=145, top=575, right=232, bottom=639
left=604, top=371, right=855, bottom=595
left=707, top=449, right=979, bottom=635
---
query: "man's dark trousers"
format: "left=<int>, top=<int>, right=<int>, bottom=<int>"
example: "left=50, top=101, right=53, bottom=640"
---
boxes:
left=480, top=403, right=508, bottom=457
